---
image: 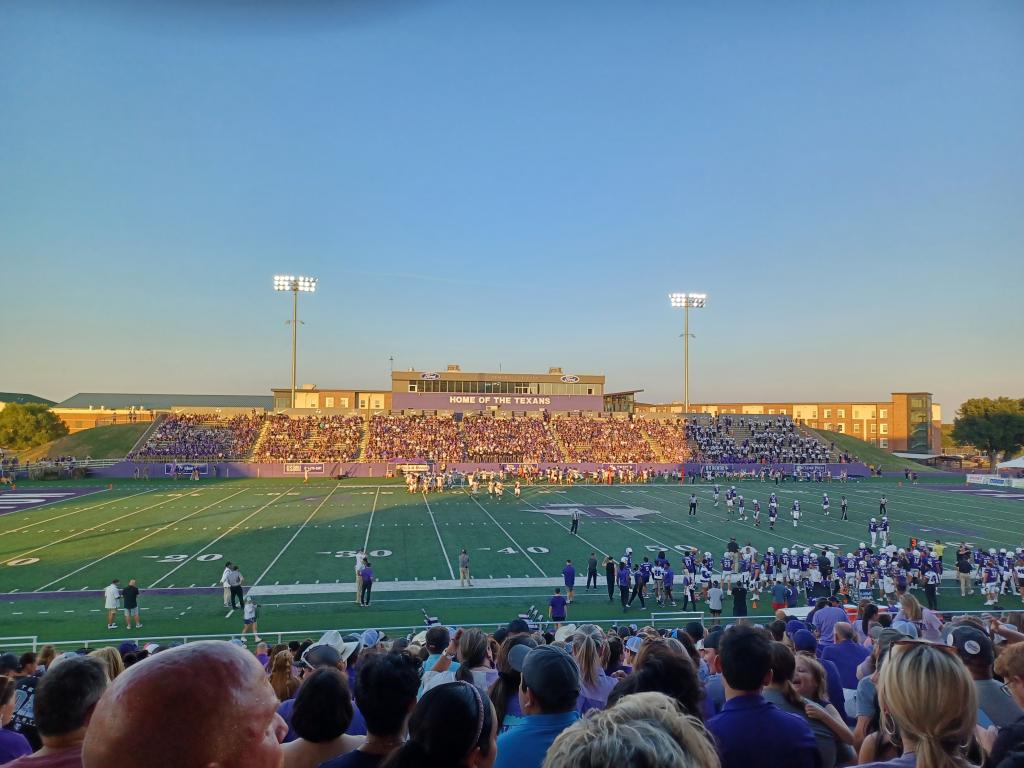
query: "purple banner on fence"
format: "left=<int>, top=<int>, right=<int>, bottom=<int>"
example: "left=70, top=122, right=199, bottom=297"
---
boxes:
left=391, top=392, right=603, bottom=412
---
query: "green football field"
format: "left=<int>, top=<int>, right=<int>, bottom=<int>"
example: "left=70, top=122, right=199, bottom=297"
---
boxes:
left=0, top=475, right=1021, bottom=650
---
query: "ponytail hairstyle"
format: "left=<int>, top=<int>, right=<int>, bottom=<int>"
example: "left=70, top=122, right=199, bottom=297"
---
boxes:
left=571, top=624, right=608, bottom=688
left=489, top=636, right=537, bottom=729
left=768, top=642, right=804, bottom=710
left=454, top=628, right=490, bottom=685
left=878, top=641, right=976, bottom=768
left=604, top=636, right=624, bottom=675
left=383, top=681, right=495, bottom=768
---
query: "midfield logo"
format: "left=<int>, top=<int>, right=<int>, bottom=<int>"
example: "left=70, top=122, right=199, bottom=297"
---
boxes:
left=537, top=504, right=658, bottom=520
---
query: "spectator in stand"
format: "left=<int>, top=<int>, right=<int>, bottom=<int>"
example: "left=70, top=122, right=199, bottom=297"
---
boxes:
left=570, top=625, right=617, bottom=711
left=607, top=640, right=705, bottom=721
left=87, top=647, right=124, bottom=682
left=705, top=625, right=818, bottom=768
left=858, top=640, right=977, bottom=768
left=811, top=597, right=848, bottom=649
left=543, top=692, right=719, bottom=768
left=269, top=650, right=301, bottom=701
left=281, top=667, right=363, bottom=768
left=8, top=655, right=107, bottom=768
left=82, top=641, right=286, bottom=768
left=489, top=636, right=538, bottom=734
left=493, top=645, right=580, bottom=768
left=382, top=681, right=496, bottom=768
left=821, top=622, right=870, bottom=691
left=949, top=625, right=1024, bottom=728
left=422, top=628, right=497, bottom=693
left=983, top=642, right=1024, bottom=768
left=0, top=677, right=31, bottom=764
left=320, top=652, right=421, bottom=768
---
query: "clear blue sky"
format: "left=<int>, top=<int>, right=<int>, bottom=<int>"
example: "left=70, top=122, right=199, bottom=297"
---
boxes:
left=2, top=1, right=1022, bottom=418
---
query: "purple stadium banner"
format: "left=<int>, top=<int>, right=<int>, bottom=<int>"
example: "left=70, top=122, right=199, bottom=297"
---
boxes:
left=391, top=393, right=603, bottom=412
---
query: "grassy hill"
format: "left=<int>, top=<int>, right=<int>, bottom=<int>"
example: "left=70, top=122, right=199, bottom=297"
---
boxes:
left=15, top=423, right=150, bottom=463
left=810, top=429, right=941, bottom=473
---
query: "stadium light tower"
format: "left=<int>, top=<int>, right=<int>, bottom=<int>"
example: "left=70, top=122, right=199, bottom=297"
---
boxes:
left=273, top=275, right=318, bottom=409
left=668, top=292, right=707, bottom=414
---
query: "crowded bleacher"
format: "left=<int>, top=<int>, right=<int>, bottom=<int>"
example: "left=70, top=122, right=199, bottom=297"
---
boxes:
left=364, top=414, right=463, bottom=464
left=3, top=600, right=1022, bottom=768
left=256, top=414, right=364, bottom=463
left=461, top=415, right=561, bottom=463
left=686, top=416, right=841, bottom=464
left=553, top=415, right=656, bottom=463
left=129, top=412, right=265, bottom=461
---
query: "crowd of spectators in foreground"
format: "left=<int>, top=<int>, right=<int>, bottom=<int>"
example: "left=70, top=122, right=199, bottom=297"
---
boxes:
left=4, top=601, right=1024, bottom=768
left=131, top=412, right=265, bottom=461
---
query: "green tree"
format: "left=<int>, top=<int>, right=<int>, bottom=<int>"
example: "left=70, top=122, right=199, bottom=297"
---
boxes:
left=951, top=397, right=1024, bottom=470
left=0, top=403, right=69, bottom=450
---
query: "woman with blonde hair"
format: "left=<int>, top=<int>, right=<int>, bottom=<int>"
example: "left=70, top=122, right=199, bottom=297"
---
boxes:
left=36, top=644, right=56, bottom=672
left=269, top=649, right=301, bottom=701
left=543, top=691, right=719, bottom=768
left=571, top=624, right=616, bottom=710
left=89, top=646, right=125, bottom=681
left=894, top=594, right=942, bottom=642
left=858, top=640, right=977, bottom=768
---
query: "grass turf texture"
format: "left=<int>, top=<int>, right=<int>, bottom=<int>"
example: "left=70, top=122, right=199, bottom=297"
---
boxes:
left=1, top=473, right=1019, bottom=650
left=14, top=423, right=151, bottom=463
left=809, top=429, right=939, bottom=473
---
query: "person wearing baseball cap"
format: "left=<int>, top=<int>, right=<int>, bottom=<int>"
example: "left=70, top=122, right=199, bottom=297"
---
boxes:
left=493, top=645, right=581, bottom=768
left=949, top=624, right=1024, bottom=728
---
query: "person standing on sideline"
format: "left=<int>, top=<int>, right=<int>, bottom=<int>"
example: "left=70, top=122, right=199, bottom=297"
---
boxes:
left=104, top=578, right=122, bottom=629
left=562, top=560, right=576, bottom=604
left=840, top=496, right=848, bottom=521
left=220, top=561, right=234, bottom=608
left=569, top=509, right=580, bottom=535
left=240, top=595, right=261, bottom=643
left=549, top=588, right=568, bottom=629
left=354, top=548, right=368, bottom=605
left=360, top=560, right=374, bottom=607
left=122, top=578, right=142, bottom=630
left=459, top=548, right=472, bottom=587
left=226, top=564, right=244, bottom=610
left=604, top=556, right=617, bottom=602
left=688, top=493, right=698, bottom=516
left=586, top=552, right=598, bottom=591
left=618, top=561, right=632, bottom=610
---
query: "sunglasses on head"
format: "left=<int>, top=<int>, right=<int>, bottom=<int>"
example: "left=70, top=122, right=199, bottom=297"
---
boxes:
left=892, top=638, right=959, bottom=656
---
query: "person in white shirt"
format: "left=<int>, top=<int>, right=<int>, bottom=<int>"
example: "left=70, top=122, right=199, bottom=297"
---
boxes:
left=104, top=579, right=122, bottom=629
left=220, top=561, right=234, bottom=609
left=354, top=548, right=368, bottom=606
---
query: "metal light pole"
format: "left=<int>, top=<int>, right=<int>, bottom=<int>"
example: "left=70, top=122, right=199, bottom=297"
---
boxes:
left=273, top=275, right=318, bottom=408
left=669, top=293, right=707, bottom=414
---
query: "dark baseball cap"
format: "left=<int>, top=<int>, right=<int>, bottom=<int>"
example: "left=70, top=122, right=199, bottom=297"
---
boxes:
left=0, top=653, right=21, bottom=673
left=948, top=626, right=994, bottom=666
left=507, top=618, right=531, bottom=635
left=793, top=629, right=817, bottom=653
left=702, top=630, right=724, bottom=651
left=509, top=645, right=580, bottom=699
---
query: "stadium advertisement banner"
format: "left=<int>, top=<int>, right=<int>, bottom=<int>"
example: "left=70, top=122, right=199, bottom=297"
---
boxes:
left=967, top=474, right=1012, bottom=487
left=793, top=464, right=828, bottom=474
left=164, top=463, right=209, bottom=476
left=284, top=463, right=325, bottom=475
left=391, top=393, right=603, bottom=412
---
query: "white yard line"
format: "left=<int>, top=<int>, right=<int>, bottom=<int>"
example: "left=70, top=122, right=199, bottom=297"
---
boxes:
left=34, top=488, right=250, bottom=592
left=363, top=487, right=380, bottom=551
left=252, top=485, right=340, bottom=587
left=517, top=490, right=609, bottom=557
left=0, top=487, right=159, bottom=536
left=462, top=491, right=547, bottom=576
left=421, top=492, right=456, bottom=580
left=2, top=493, right=192, bottom=564
left=148, top=485, right=300, bottom=588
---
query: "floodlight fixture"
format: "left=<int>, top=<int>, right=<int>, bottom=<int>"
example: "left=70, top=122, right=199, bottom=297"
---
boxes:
left=669, top=291, right=709, bottom=414
left=273, top=274, right=319, bottom=408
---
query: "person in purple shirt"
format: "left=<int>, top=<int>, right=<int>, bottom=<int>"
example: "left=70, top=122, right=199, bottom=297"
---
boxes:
left=562, top=560, right=576, bottom=604
left=549, top=588, right=568, bottom=627
left=359, top=562, right=374, bottom=606
left=0, top=677, right=31, bottom=763
left=811, top=596, right=848, bottom=648
left=820, top=622, right=870, bottom=690
left=706, top=625, right=818, bottom=768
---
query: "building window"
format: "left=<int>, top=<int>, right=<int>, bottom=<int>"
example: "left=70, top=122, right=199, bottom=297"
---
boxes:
left=339, top=398, right=349, bottom=408
left=359, top=398, right=367, bottom=409
left=824, top=422, right=832, bottom=431
left=587, top=387, right=594, bottom=395
left=325, top=397, right=334, bottom=408
left=371, top=397, right=383, bottom=409
left=879, top=409, right=887, bottom=418
left=911, top=397, right=924, bottom=408
left=880, top=438, right=889, bottom=448
left=837, top=424, right=846, bottom=434
left=854, top=423, right=861, bottom=432
left=408, top=383, right=417, bottom=393
left=870, top=423, right=876, bottom=433
left=880, top=423, right=888, bottom=435
left=837, top=409, right=845, bottom=418
left=824, top=409, right=831, bottom=418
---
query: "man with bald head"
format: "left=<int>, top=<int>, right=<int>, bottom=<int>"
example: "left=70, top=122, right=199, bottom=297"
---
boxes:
left=820, top=621, right=870, bottom=690
left=83, top=641, right=286, bottom=768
